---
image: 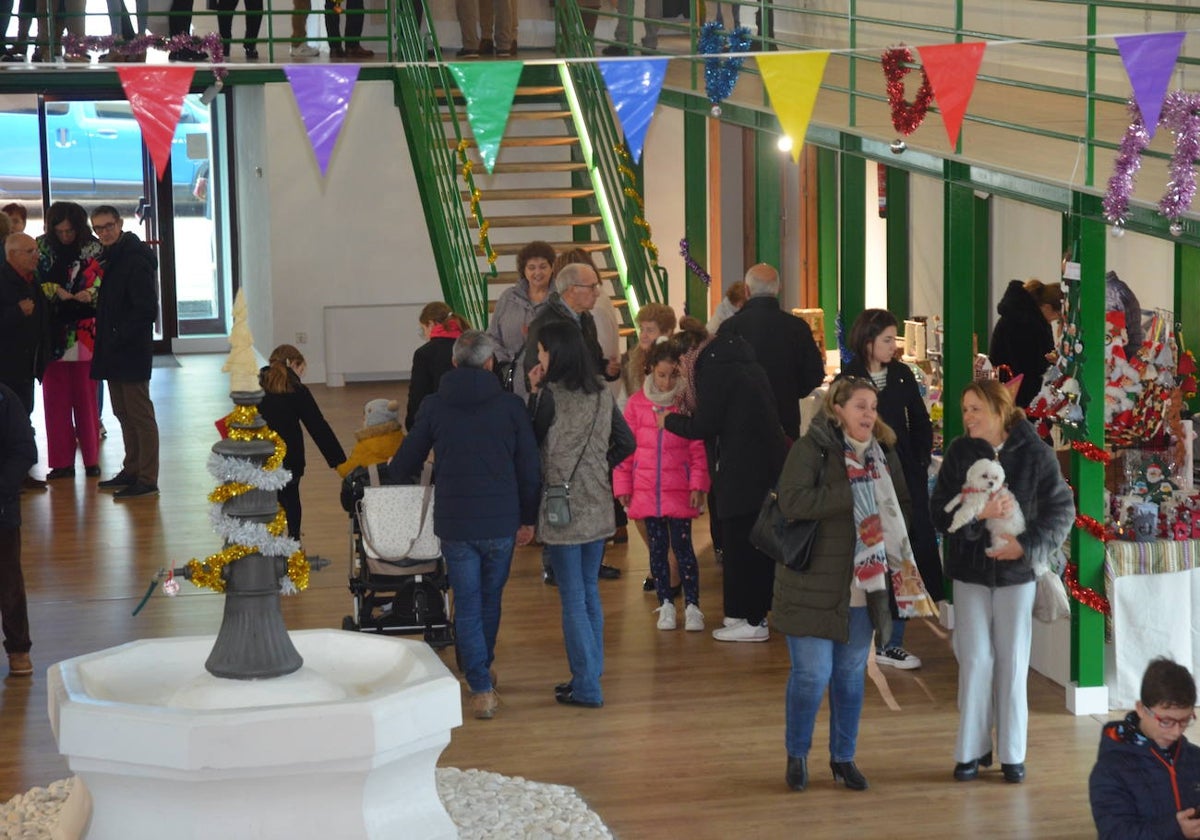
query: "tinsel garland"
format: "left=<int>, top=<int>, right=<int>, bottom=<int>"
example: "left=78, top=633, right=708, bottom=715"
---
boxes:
left=1158, top=91, right=1200, bottom=226
left=186, top=508, right=309, bottom=593
left=1075, top=512, right=1115, bottom=543
left=207, top=452, right=292, bottom=490
left=1064, top=562, right=1111, bottom=617
left=62, top=33, right=227, bottom=78
left=209, top=506, right=302, bottom=557
left=678, top=238, right=711, bottom=287
left=615, top=145, right=660, bottom=266
left=1103, top=102, right=1150, bottom=226
left=1070, top=440, right=1112, bottom=465
left=456, top=140, right=498, bottom=268
left=881, top=46, right=934, bottom=136
left=698, top=21, right=752, bottom=115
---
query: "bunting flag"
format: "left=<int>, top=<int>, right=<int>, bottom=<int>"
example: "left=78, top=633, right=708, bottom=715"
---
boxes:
left=284, top=65, right=361, bottom=178
left=756, top=52, right=830, bottom=163
left=116, top=66, right=195, bottom=181
left=1115, top=31, right=1186, bottom=140
left=917, top=42, right=986, bottom=149
left=599, top=58, right=668, bottom=163
left=448, top=62, right=524, bottom=174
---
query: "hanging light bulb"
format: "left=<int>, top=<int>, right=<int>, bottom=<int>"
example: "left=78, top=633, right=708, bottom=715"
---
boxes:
left=777, top=135, right=793, bottom=154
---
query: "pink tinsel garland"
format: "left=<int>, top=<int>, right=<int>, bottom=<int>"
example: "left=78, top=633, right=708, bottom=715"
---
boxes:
left=62, top=33, right=226, bottom=78
left=1159, top=90, right=1200, bottom=224
left=1102, top=101, right=1150, bottom=225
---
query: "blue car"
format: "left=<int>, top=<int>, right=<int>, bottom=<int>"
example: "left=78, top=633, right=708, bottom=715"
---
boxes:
left=0, top=96, right=210, bottom=209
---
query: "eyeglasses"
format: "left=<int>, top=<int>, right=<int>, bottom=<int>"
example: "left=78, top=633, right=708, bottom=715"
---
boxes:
left=572, top=282, right=601, bottom=291
left=93, top=222, right=118, bottom=233
left=1147, top=708, right=1196, bottom=731
left=840, top=375, right=879, bottom=391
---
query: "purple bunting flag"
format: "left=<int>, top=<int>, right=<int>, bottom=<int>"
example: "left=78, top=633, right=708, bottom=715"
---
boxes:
left=598, top=58, right=668, bottom=164
left=284, top=64, right=361, bottom=177
left=1115, top=31, right=1186, bottom=140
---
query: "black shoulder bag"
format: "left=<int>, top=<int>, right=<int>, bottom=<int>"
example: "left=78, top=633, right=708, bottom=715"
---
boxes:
left=750, top=448, right=826, bottom=572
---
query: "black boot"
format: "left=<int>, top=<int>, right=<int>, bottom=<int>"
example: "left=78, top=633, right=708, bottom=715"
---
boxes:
left=785, top=756, right=807, bottom=791
left=830, top=760, right=868, bottom=791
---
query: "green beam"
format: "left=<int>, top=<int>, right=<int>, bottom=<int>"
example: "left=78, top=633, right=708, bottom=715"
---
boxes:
left=817, top=147, right=839, bottom=349
left=839, top=150, right=866, bottom=329
left=972, top=194, right=991, bottom=352
left=1071, top=196, right=1107, bottom=690
left=942, top=164, right=976, bottom=444
left=754, top=131, right=782, bottom=268
left=885, top=166, right=910, bottom=319
left=683, top=111, right=709, bottom=320
left=1177, top=244, right=1200, bottom=415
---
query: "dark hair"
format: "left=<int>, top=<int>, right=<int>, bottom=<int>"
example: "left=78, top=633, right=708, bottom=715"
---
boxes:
left=2, top=203, right=27, bottom=222
left=1141, top=657, right=1197, bottom=710
left=848, top=308, right=899, bottom=364
left=670, top=317, right=708, bottom=356
left=262, top=344, right=305, bottom=394
left=1025, top=278, right=1064, bottom=313
left=516, top=240, right=556, bottom=280
left=46, top=201, right=96, bottom=248
left=643, top=340, right=679, bottom=374
left=538, top=321, right=602, bottom=394
left=90, top=204, right=122, bottom=222
left=725, top=281, right=748, bottom=306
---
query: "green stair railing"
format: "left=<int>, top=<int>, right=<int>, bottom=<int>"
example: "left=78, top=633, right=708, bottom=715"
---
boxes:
left=554, top=0, right=668, bottom=314
left=389, top=0, right=492, bottom=330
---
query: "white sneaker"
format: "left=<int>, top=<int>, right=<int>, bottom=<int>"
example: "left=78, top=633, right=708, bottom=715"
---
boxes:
left=684, top=604, right=705, bottom=632
left=722, top=616, right=746, bottom=628
left=713, top=620, right=768, bottom=642
left=290, top=44, right=320, bottom=57
left=875, top=646, right=922, bottom=669
left=655, top=601, right=677, bottom=630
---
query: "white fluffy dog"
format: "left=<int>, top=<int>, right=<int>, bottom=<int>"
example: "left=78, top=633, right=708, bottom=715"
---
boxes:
left=944, top=458, right=1026, bottom=553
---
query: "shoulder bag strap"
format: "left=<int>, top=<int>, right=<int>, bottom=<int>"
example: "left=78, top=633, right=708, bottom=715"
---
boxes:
left=558, top=392, right=602, bottom=486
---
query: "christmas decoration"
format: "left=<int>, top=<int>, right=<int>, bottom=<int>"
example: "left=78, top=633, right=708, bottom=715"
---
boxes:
left=1071, top=440, right=1112, bottom=465
left=456, top=139, right=498, bottom=270
left=1102, top=102, right=1151, bottom=226
left=1159, top=90, right=1200, bottom=226
left=679, top=238, right=711, bottom=287
left=615, top=145, right=660, bottom=266
left=1064, top=562, right=1112, bottom=616
left=881, top=46, right=934, bottom=136
left=62, top=33, right=226, bottom=77
left=698, top=21, right=752, bottom=116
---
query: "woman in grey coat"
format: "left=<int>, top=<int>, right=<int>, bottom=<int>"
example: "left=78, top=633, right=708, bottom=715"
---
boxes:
left=930, top=379, right=1074, bottom=785
left=529, top=320, right=630, bottom=708
left=486, top=240, right=554, bottom=398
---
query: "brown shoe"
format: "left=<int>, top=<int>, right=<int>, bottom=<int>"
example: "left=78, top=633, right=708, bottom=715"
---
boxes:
left=471, top=690, right=498, bottom=720
left=8, top=652, right=32, bottom=677
left=344, top=45, right=374, bottom=59
left=21, top=474, right=47, bottom=491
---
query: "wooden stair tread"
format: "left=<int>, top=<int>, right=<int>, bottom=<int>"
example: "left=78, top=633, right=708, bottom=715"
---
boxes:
left=489, top=161, right=589, bottom=174
left=463, top=188, right=595, bottom=201
left=433, top=85, right=564, bottom=99
left=468, top=214, right=602, bottom=228
left=450, top=136, right=579, bottom=148
left=479, top=241, right=611, bottom=256
left=486, top=268, right=619, bottom=284
left=442, top=109, right=573, bottom=122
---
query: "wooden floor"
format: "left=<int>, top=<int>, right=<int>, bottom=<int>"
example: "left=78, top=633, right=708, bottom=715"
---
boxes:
left=2, top=354, right=1106, bottom=838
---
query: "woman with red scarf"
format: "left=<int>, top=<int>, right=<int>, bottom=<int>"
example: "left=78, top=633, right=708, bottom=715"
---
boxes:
left=405, top=302, right=471, bottom=431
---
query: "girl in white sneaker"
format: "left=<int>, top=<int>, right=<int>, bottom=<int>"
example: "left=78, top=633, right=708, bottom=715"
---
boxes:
left=613, top=342, right=710, bottom=631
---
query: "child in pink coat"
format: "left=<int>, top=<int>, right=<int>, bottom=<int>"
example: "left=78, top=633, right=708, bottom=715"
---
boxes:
left=614, top=342, right=710, bottom=631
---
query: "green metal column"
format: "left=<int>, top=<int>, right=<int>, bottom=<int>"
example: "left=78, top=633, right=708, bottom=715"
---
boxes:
left=1071, top=195, right=1106, bottom=690
left=972, top=194, right=992, bottom=352
left=839, top=146, right=866, bottom=328
left=1176, top=244, right=1200, bottom=414
left=942, top=163, right=976, bottom=444
left=885, top=166, right=910, bottom=319
left=683, top=111, right=710, bottom=319
left=817, top=147, right=839, bottom=349
left=754, top=131, right=782, bottom=269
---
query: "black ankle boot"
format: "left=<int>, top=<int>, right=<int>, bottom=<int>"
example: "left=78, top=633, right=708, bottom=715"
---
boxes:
left=830, top=760, right=868, bottom=790
left=953, top=750, right=993, bottom=781
left=785, top=756, right=807, bottom=791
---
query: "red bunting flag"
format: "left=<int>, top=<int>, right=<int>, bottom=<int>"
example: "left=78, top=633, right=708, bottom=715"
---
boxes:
left=917, top=42, right=986, bottom=149
left=116, top=66, right=196, bottom=182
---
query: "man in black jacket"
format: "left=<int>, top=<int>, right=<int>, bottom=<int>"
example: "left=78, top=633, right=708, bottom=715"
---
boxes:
left=0, top=233, right=49, bottom=489
left=0, top=381, right=38, bottom=676
left=89, top=206, right=160, bottom=500
left=718, top=263, right=826, bottom=441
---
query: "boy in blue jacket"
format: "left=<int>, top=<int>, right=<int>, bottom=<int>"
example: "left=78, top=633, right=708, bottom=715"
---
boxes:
left=1090, top=657, right=1200, bottom=839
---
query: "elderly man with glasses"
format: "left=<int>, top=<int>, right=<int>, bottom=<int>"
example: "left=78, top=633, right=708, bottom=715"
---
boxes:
left=0, top=233, right=50, bottom=489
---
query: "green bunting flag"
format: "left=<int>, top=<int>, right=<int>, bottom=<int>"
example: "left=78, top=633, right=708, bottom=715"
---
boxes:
left=448, top=62, right=525, bottom=174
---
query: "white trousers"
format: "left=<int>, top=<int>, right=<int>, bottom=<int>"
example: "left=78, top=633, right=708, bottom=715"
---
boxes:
left=952, top=579, right=1036, bottom=765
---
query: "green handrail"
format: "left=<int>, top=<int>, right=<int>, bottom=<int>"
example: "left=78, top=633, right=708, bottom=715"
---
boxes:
left=554, top=0, right=668, bottom=313
left=389, top=0, right=492, bottom=330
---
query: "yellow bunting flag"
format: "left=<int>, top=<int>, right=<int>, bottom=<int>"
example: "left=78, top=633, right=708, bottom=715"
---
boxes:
left=755, top=52, right=830, bottom=163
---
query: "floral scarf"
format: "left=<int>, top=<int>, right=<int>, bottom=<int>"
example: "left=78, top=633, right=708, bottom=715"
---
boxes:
left=845, top=438, right=937, bottom=618
left=676, top=334, right=715, bottom=414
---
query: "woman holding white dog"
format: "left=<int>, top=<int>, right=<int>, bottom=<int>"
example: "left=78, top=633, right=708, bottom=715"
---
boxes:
left=930, top=380, right=1074, bottom=785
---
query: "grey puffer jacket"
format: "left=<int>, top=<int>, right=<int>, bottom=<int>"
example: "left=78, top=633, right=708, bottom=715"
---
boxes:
left=486, top=276, right=549, bottom=365
left=930, top=419, right=1074, bottom=588
left=771, top=413, right=910, bottom=642
left=536, top=384, right=616, bottom=545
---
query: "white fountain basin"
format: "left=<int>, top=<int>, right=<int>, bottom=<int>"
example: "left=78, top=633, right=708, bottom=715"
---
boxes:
left=47, top=629, right=462, bottom=840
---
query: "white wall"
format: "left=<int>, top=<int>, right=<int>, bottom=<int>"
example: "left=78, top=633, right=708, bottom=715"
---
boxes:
left=989, top=197, right=1062, bottom=328
left=642, top=107, right=687, bottom=318
left=1105, top=228, right=1176, bottom=314
left=864, top=161, right=887, bottom=310
left=910, top=171, right=944, bottom=323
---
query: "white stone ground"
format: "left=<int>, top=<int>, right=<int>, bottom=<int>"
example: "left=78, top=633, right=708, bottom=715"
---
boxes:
left=0, top=768, right=612, bottom=840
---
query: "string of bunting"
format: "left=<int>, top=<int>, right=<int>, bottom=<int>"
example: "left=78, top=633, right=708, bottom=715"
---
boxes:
left=1065, top=562, right=1112, bottom=617
left=615, top=145, right=659, bottom=266
left=456, top=139, right=498, bottom=269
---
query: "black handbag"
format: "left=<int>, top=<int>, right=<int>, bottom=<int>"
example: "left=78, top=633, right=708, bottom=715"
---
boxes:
left=750, top=448, right=825, bottom=572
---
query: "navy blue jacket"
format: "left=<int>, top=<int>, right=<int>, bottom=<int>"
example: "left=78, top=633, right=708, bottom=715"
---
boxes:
left=90, top=231, right=157, bottom=383
left=0, top=382, right=37, bottom=529
left=1090, top=712, right=1200, bottom=839
left=390, top=366, right=540, bottom=541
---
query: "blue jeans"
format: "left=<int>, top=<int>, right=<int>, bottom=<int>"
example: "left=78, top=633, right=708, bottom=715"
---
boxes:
left=547, top=539, right=606, bottom=704
left=441, top=537, right=515, bottom=694
left=785, top=606, right=873, bottom=761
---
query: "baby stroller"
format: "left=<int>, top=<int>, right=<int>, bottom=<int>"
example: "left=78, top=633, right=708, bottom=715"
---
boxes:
left=339, top=463, right=454, bottom=649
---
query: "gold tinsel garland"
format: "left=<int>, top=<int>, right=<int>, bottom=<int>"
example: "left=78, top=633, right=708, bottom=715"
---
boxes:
left=187, top=407, right=309, bottom=593
left=614, top=145, right=660, bottom=266
left=457, top=139, right=498, bottom=268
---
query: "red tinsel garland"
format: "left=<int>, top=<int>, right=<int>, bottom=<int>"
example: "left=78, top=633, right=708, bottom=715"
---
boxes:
left=1070, top=440, right=1112, bottom=464
left=881, top=46, right=934, bottom=136
left=1065, top=562, right=1112, bottom=616
left=1075, top=513, right=1114, bottom=542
